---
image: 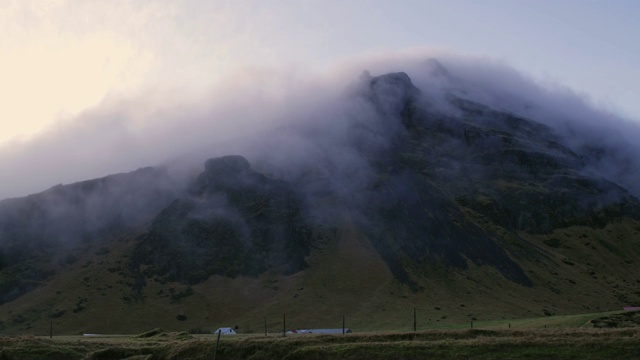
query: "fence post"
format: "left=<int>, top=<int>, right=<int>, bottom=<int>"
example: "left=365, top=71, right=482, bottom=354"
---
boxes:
left=213, top=329, right=221, bottom=360
left=413, top=308, right=417, bottom=332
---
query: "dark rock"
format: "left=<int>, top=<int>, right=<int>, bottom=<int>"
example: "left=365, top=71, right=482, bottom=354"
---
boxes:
left=130, top=156, right=320, bottom=285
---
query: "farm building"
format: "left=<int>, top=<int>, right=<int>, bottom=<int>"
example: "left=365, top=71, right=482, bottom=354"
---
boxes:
left=287, top=328, right=351, bottom=334
left=214, top=327, right=237, bottom=335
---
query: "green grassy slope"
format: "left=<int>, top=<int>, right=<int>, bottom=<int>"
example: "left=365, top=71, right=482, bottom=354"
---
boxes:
left=1, top=213, right=639, bottom=336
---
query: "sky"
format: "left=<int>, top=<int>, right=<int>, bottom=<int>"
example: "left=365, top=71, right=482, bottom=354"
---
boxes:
left=1, top=0, right=639, bottom=199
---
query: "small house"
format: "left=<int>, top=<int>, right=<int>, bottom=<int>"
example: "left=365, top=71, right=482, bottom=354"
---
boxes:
left=214, top=327, right=237, bottom=335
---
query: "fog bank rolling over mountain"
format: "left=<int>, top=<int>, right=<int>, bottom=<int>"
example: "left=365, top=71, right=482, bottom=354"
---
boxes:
left=1, top=51, right=639, bottom=200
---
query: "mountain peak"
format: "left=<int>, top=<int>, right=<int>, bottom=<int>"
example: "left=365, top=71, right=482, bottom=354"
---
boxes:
left=350, top=71, right=421, bottom=119
left=424, top=58, right=450, bottom=79
left=204, top=155, right=251, bottom=175
left=369, top=71, right=419, bottom=98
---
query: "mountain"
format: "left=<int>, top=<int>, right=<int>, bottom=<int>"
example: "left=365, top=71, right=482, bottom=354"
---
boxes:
left=1, top=61, right=640, bottom=334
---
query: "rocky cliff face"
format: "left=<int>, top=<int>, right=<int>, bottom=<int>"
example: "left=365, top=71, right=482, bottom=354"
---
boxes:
left=425, top=96, right=640, bottom=234
left=130, top=155, right=325, bottom=285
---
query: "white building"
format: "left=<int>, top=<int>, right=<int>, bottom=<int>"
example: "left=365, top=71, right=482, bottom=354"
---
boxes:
left=214, top=327, right=237, bottom=335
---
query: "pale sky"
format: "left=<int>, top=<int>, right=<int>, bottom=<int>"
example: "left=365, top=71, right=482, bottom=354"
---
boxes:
left=1, top=0, right=639, bottom=198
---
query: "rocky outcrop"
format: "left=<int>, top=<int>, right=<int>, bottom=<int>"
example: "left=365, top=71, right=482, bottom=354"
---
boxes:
left=130, top=156, right=320, bottom=284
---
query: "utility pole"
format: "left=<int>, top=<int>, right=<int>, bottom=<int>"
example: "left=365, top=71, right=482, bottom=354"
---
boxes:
left=283, top=314, right=286, bottom=337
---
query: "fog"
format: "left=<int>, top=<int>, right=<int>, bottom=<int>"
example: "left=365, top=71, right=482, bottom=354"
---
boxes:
left=1, top=50, right=640, bottom=201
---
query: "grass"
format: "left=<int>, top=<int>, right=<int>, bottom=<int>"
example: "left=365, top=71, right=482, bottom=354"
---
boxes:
left=418, top=310, right=624, bottom=331
left=2, top=311, right=640, bottom=360
left=1, top=325, right=640, bottom=360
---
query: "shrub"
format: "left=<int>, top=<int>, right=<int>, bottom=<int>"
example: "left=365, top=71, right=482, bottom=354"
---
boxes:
left=543, top=238, right=560, bottom=248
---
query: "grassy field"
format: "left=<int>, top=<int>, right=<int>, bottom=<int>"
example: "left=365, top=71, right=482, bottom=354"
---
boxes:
left=419, top=310, right=623, bottom=330
left=1, top=312, right=640, bottom=360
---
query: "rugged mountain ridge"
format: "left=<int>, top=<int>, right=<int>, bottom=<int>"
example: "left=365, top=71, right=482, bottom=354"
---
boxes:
left=1, top=62, right=640, bottom=334
left=130, top=155, right=324, bottom=285
left=0, top=167, right=180, bottom=305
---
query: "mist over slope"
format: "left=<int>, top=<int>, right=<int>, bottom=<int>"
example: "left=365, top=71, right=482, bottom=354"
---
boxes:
left=2, top=52, right=640, bottom=200
left=2, top=55, right=640, bottom=334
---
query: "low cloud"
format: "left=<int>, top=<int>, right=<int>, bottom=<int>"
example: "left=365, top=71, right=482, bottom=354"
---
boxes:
left=1, top=49, right=639, bottom=200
